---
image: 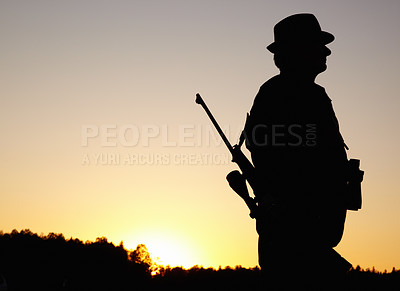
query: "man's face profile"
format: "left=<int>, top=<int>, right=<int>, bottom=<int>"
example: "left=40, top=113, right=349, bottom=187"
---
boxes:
left=274, top=43, right=331, bottom=77
left=297, top=43, right=331, bottom=75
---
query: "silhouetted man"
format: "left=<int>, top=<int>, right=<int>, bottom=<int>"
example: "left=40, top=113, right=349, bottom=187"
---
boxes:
left=244, top=14, right=351, bottom=290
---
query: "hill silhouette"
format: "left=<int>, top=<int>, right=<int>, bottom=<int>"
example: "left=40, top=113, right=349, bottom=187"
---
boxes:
left=0, top=229, right=399, bottom=290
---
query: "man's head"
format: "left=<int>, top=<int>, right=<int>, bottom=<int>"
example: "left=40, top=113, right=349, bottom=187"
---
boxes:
left=267, top=14, right=334, bottom=77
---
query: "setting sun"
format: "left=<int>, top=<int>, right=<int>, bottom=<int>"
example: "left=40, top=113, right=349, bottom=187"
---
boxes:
left=126, top=231, right=202, bottom=269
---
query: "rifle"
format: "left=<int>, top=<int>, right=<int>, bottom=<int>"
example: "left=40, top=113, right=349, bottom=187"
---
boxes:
left=195, top=93, right=260, bottom=218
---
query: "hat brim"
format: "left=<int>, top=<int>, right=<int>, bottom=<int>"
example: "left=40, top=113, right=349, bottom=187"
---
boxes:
left=267, top=31, right=334, bottom=53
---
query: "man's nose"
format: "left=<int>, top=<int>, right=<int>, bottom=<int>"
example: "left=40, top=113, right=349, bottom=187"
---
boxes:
left=324, top=46, right=331, bottom=56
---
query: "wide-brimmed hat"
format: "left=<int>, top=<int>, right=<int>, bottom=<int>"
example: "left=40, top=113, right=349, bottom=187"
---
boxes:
left=267, top=13, right=334, bottom=53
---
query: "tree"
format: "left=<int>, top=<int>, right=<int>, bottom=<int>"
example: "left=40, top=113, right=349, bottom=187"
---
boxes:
left=130, top=244, right=159, bottom=275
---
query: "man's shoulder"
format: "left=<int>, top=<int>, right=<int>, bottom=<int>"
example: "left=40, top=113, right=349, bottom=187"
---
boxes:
left=253, top=75, right=283, bottom=106
left=258, top=75, right=283, bottom=93
left=259, top=75, right=328, bottom=94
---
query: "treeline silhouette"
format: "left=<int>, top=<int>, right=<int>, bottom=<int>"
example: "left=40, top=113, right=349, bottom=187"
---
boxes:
left=0, top=229, right=399, bottom=290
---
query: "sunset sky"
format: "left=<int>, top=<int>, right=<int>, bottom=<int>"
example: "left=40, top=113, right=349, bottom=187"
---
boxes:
left=1, top=0, right=400, bottom=270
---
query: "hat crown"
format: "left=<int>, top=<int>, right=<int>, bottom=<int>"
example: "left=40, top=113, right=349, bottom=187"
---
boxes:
left=275, top=14, right=321, bottom=42
left=267, top=13, right=334, bottom=53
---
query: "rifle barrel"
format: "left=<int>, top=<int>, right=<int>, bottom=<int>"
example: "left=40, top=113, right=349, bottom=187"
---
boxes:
left=195, top=93, right=233, bottom=153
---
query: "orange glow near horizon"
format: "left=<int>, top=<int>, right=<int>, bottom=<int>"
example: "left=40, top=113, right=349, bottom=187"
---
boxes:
left=124, top=231, right=202, bottom=269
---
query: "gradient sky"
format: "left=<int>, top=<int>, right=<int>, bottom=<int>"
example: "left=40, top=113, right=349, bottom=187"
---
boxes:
left=1, top=0, right=400, bottom=270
